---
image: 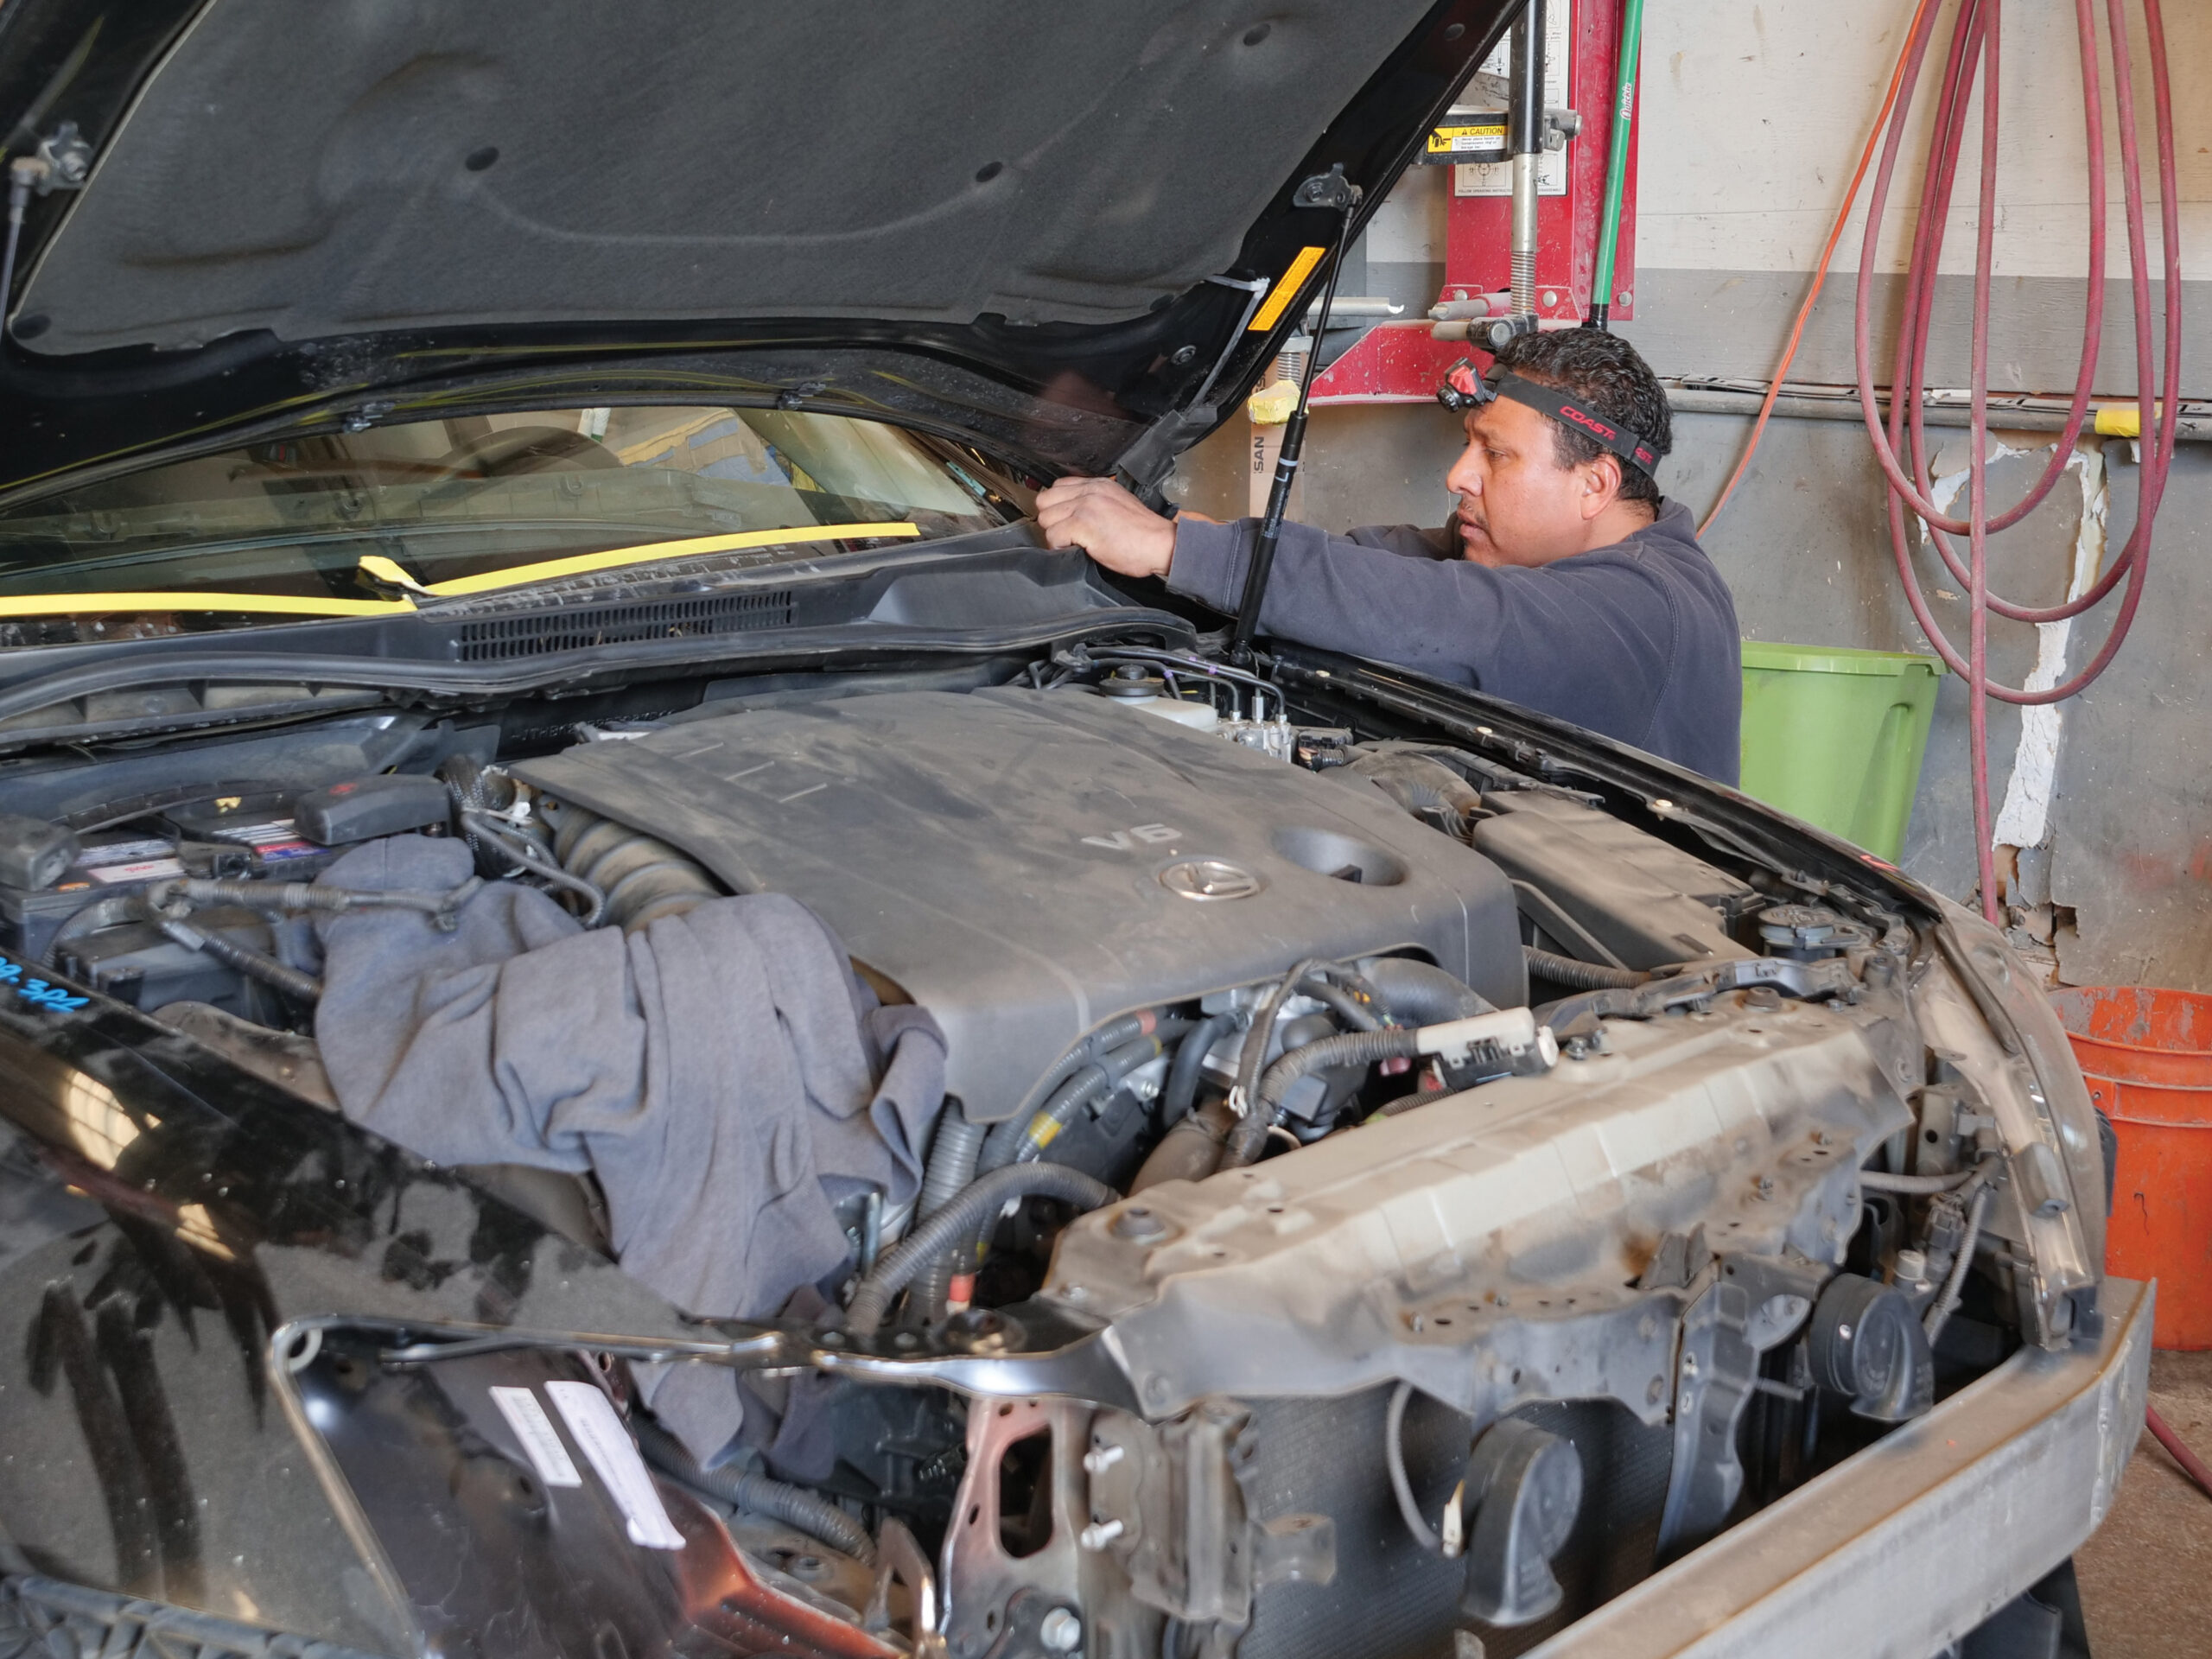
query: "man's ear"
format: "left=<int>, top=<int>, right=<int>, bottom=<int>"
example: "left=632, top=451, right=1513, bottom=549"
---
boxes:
left=1580, top=454, right=1624, bottom=521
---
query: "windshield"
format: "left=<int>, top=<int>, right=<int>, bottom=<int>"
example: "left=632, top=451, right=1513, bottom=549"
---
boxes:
left=0, top=406, right=1027, bottom=644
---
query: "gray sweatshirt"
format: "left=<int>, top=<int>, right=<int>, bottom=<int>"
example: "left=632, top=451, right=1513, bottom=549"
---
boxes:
left=1166, top=499, right=1742, bottom=784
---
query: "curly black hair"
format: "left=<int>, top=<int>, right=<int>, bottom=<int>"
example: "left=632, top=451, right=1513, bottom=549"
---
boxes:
left=1491, top=328, right=1672, bottom=506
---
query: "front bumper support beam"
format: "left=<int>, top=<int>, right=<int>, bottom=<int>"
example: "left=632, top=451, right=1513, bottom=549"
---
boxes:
left=1526, top=1278, right=2153, bottom=1659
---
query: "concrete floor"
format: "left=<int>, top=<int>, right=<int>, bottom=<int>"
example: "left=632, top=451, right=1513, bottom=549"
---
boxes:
left=2075, top=1351, right=2212, bottom=1656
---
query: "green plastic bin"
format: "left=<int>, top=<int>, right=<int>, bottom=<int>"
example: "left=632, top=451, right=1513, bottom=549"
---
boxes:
left=1738, top=641, right=1942, bottom=863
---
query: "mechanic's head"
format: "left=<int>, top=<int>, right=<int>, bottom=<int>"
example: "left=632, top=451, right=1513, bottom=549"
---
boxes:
left=1444, top=328, right=1671, bottom=568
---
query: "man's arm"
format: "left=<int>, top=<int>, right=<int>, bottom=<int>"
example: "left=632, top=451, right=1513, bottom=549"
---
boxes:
left=1167, top=516, right=1517, bottom=675
left=1031, top=475, right=1680, bottom=752
left=1170, top=517, right=1682, bottom=754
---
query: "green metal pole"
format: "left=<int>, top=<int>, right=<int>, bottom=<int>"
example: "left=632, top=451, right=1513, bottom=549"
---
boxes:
left=1586, top=0, right=1645, bottom=330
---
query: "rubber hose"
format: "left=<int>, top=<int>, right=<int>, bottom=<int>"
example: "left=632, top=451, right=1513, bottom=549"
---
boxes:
left=462, top=810, right=608, bottom=926
left=1255, top=1028, right=1421, bottom=1116
left=1587, top=0, right=1645, bottom=330
left=1004, top=1041, right=1146, bottom=1168
left=918, top=1104, right=988, bottom=1218
left=844, top=1162, right=1117, bottom=1334
left=1386, top=1382, right=1445, bottom=1554
left=1016, top=1023, right=1192, bottom=1163
left=979, top=1010, right=1160, bottom=1172
left=1360, top=958, right=1494, bottom=1026
left=1923, top=1179, right=1992, bottom=1346
left=1131, top=1097, right=1240, bottom=1193
left=159, top=876, right=481, bottom=919
left=1859, top=1166, right=1980, bottom=1195
left=1854, top=0, right=2179, bottom=923
left=437, top=753, right=510, bottom=873
left=2146, top=1405, right=2212, bottom=1503
left=1222, top=959, right=1331, bottom=1170
left=911, top=1104, right=988, bottom=1319
left=156, top=918, right=323, bottom=1003
left=43, top=893, right=139, bottom=968
left=1345, top=753, right=1485, bottom=839
left=1294, top=975, right=1388, bottom=1033
left=1162, top=1014, right=1240, bottom=1126
left=1522, top=946, right=1649, bottom=991
left=632, top=1417, right=877, bottom=1566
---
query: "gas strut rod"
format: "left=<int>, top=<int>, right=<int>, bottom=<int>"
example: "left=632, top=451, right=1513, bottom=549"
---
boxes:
left=1230, top=167, right=1362, bottom=663
left=1507, top=0, right=1547, bottom=319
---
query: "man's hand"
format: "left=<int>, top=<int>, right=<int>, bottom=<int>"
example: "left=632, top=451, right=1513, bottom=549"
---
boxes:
left=1036, top=476, right=1177, bottom=579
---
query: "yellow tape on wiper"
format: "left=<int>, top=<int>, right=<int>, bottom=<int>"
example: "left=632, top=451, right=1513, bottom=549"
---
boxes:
left=0, top=591, right=415, bottom=620
left=0, top=523, right=922, bottom=621
left=379, top=521, right=923, bottom=598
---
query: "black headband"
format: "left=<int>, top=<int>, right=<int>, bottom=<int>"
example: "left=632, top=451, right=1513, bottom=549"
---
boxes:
left=1495, top=374, right=1661, bottom=476
left=1435, top=360, right=1661, bottom=478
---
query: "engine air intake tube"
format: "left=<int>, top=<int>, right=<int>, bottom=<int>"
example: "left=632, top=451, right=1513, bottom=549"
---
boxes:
left=632, top=1417, right=877, bottom=1566
left=843, top=1162, right=1116, bottom=1334
left=549, top=804, right=727, bottom=931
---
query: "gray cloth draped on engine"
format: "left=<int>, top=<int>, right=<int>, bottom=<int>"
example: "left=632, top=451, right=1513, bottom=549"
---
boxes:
left=310, top=836, right=947, bottom=1461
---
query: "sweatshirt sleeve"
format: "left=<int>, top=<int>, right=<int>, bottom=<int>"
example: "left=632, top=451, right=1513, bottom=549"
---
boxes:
left=1166, top=516, right=1683, bottom=753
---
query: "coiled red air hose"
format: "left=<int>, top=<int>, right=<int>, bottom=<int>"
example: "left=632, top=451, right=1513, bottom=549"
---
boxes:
left=1852, top=0, right=2205, bottom=1504
left=1853, top=0, right=2181, bottom=927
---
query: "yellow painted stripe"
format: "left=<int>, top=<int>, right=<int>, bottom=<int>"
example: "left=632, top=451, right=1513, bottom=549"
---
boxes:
left=1248, top=246, right=1328, bottom=332
left=417, top=521, right=922, bottom=596
left=0, top=523, right=921, bottom=621
left=0, top=591, right=414, bottom=620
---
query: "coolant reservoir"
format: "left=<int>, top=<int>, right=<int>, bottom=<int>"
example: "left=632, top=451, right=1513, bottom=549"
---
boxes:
left=1098, top=664, right=1219, bottom=731
left=1137, top=698, right=1219, bottom=731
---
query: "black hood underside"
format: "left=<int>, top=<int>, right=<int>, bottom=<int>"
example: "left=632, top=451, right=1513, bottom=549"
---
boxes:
left=20, top=0, right=1440, bottom=352
left=0, top=0, right=1512, bottom=494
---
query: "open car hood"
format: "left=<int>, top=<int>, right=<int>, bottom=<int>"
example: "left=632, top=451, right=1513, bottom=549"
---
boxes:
left=0, top=0, right=1510, bottom=495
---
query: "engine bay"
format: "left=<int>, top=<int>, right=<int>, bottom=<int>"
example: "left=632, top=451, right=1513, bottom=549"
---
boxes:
left=0, top=639, right=2102, bottom=1659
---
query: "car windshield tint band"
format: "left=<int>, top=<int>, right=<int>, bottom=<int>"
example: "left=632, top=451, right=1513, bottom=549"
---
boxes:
left=1492, top=374, right=1659, bottom=476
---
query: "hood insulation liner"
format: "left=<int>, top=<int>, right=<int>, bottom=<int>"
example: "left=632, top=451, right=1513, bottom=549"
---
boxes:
left=19, top=0, right=1437, bottom=355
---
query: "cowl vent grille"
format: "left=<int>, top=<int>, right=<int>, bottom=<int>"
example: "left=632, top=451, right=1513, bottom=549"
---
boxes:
left=454, top=590, right=796, bottom=662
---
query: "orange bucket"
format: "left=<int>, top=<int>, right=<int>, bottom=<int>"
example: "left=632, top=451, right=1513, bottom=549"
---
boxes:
left=2051, top=986, right=2212, bottom=1350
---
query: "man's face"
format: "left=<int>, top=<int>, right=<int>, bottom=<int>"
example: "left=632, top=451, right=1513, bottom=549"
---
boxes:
left=1443, top=396, right=1605, bottom=568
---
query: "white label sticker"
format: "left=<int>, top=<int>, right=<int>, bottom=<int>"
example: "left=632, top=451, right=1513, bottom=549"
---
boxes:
left=1454, top=149, right=1569, bottom=198
left=489, top=1386, right=582, bottom=1489
left=78, top=838, right=174, bottom=868
left=86, top=857, right=186, bottom=885
left=544, top=1381, right=685, bottom=1550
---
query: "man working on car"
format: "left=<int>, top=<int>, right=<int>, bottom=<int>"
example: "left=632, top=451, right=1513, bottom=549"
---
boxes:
left=1035, top=327, right=1742, bottom=783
